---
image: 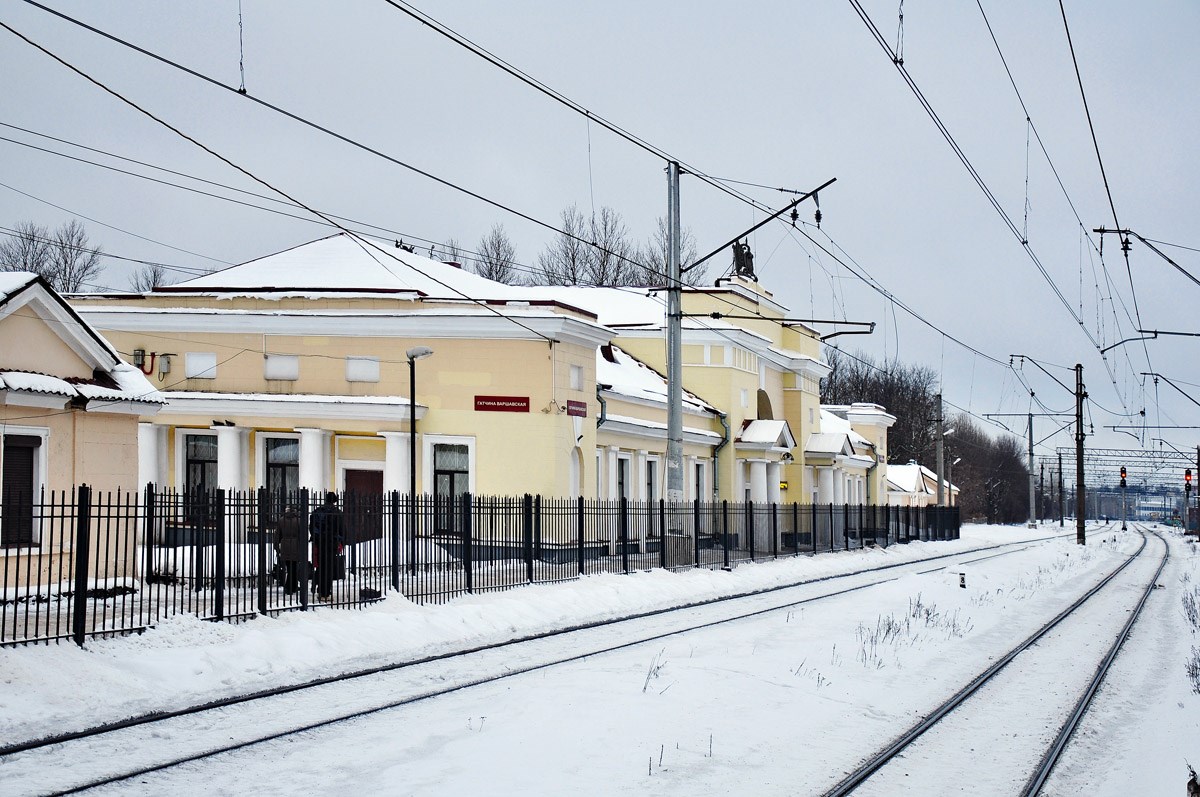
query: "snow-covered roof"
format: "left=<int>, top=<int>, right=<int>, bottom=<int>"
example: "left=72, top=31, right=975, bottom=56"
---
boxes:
left=165, top=234, right=526, bottom=300
left=885, top=462, right=956, bottom=495
left=819, top=409, right=872, bottom=449
left=522, top=285, right=665, bottom=327
left=805, top=432, right=854, bottom=456
left=596, top=344, right=716, bottom=414
left=736, top=419, right=796, bottom=449
left=0, top=271, right=38, bottom=301
left=0, top=366, right=163, bottom=407
left=885, top=463, right=928, bottom=494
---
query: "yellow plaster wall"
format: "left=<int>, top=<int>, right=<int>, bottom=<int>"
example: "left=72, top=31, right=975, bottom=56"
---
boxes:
left=0, top=309, right=95, bottom=379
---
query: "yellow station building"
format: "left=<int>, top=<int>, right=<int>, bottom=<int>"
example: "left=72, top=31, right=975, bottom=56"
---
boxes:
left=69, top=234, right=898, bottom=512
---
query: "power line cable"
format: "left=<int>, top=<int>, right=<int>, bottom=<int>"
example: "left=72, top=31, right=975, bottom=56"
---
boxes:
left=0, top=19, right=558, bottom=345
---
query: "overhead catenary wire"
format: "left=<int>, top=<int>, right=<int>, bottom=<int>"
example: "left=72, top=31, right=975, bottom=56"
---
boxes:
left=846, top=0, right=1140, bottom=418
left=0, top=19, right=559, bottom=346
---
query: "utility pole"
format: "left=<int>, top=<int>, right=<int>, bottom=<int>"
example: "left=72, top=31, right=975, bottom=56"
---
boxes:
left=1039, top=462, right=1045, bottom=521
left=1058, top=452, right=1064, bottom=527
left=935, top=393, right=945, bottom=506
left=1075, top=364, right=1086, bottom=545
left=1027, top=413, right=1036, bottom=528
left=665, top=162, right=684, bottom=503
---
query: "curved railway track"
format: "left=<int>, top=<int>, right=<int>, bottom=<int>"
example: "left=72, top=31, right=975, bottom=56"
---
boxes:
left=3, top=531, right=1080, bottom=795
left=821, top=525, right=1168, bottom=796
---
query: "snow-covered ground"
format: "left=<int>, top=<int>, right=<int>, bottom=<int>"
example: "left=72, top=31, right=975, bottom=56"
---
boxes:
left=3, top=523, right=1197, bottom=796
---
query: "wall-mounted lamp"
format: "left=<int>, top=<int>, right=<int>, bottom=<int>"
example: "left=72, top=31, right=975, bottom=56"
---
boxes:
left=132, top=348, right=146, bottom=368
left=781, top=452, right=795, bottom=463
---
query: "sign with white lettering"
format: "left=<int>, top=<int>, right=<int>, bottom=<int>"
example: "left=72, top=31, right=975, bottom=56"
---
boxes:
left=474, top=395, right=530, bottom=413
left=566, top=400, right=588, bottom=417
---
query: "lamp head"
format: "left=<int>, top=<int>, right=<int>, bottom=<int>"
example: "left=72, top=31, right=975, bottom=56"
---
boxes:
left=406, top=346, right=434, bottom=361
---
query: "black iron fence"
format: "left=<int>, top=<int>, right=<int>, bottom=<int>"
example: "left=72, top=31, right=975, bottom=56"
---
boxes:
left=0, top=485, right=959, bottom=646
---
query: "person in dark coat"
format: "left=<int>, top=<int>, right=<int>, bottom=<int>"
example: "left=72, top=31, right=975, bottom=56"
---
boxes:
left=274, top=505, right=305, bottom=595
left=309, top=492, right=344, bottom=600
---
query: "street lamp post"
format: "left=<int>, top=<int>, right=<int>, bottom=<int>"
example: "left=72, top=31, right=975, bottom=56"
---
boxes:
left=407, top=346, right=433, bottom=575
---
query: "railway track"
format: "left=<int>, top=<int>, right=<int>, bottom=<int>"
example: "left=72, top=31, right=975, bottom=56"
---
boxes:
left=821, top=524, right=1168, bottom=796
left=2, top=530, right=1079, bottom=795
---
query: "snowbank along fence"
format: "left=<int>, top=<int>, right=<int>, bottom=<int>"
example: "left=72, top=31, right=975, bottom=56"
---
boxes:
left=0, top=485, right=960, bottom=646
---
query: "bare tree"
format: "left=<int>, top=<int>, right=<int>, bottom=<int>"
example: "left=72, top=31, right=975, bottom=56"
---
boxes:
left=1, top=219, right=104, bottom=292
left=535, top=205, right=591, bottom=285
left=533, top=205, right=641, bottom=286
left=475, top=224, right=521, bottom=284
left=639, top=216, right=705, bottom=286
left=440, top=237, right=465, bottom=266
left=0, top=221, right=53, bottom=279
left=584, top=207, right=639, bottom=286
left=128, top=263, right=169, bottom=292
left=48, top=219, right=103, bottom=292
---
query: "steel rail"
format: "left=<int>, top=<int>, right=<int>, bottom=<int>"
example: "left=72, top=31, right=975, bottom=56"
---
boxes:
left=1021, top=526, right=1169, bottom=795
left=821, top=528, right=1156, bottom=797
left=11, top=536, right=1074, bottom=794
left=3, top=532, right=1071, bottom=759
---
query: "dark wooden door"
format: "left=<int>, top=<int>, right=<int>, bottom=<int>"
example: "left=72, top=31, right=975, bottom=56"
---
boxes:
left=344, top=469, right=384, bottom=543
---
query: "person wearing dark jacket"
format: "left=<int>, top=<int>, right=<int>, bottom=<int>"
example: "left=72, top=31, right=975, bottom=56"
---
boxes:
left=309, top=492, right=344, bottom=600
left=274, top=506, right=305, bottom=595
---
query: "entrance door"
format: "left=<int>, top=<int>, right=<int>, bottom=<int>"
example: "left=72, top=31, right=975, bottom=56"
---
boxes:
left=344, top=469, right=384, bottom=543
left=1, top=435, right=39, bottom=546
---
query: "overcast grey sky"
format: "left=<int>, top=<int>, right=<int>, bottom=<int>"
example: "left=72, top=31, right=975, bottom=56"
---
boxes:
left=1, top=1, right=1196, bottom=473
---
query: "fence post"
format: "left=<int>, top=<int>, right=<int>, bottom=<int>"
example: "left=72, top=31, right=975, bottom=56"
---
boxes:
left=843, top=502, right=850, bottom=551
left=721, top=499, right=731, bottom=570
left=534, top=494, right=542, bottom=563
left=71, top=484, right=92, bottom=648
left=620, top=496, right=630, bottom=574
left=390, top=490, right=400, bottom=591
left=213, top=489, right=226, bottom=621
left=746, top=501, right=755, bottom=561
left=256, top=487, right=268, bottom=615
left=659, top=499, right=667, bottom=570
left=299, top=488, right=310, bottom=611
left=142, top=483, right=155, bottom=586
left=462, top=493, right=474, bottom=594
left=523, top=493, right=534, bottom=583
left=693, top=498, right=701, bottom=568
left=771, top=503, right=779, bottom=559
left=792, top=502, right=799, bottom=557
left=577, top=495, right=585, bottom=575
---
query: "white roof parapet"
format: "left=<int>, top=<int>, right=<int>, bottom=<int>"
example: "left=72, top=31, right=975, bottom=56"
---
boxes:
left=159, top=391, right=426, bottom=422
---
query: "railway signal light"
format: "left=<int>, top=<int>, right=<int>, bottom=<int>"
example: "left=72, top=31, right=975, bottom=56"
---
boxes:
left=1120, top=466, right=1126, bottom=488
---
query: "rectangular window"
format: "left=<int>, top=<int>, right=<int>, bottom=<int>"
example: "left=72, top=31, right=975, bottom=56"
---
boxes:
left=569, top=364, right=583, bottom=390
left=2, top=434, right=41, bottom=546
left=264, top=354, right=299, bottom=381
left=617, top=456, right=630, bottom=499
left=646, top=458, right=658, bottom=502
left=346, top=356, right=380, bottom=383
left=184, top=434, right=218, bottom=494
left=694, top=461, right=707, bottom=501
left=433, top=443, right=470, bottom=534
left=264, top=437, right=299, bottom=515
left=185, top=352, right=217, bottom=379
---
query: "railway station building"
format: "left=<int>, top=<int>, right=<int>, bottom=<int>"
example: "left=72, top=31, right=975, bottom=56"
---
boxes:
left=69, top=233, right=899, bottom=509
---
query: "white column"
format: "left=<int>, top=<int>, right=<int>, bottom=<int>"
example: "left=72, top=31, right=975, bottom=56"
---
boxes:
left=818, top=467, right=835, bottom=503
left=211, top=425, right=248, bottom=491
left=378, top=431, right=409, bottom=494
left=833, top=467, right=845, bottom=504
left=636, top=450, right=649, bottom=500
left=137, top=423, right=167, bottom=489
left=750, top=460, right=768, bottom=504
left=767, top=462, right=782, bottom=505
left=296, top=427, right=331, bottom=493
left=685, top=455, right=697, bottom=500
left=607, top=446, right=620, bottom=500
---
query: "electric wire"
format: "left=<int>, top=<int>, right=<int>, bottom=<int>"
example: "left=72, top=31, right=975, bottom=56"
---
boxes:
left=0, top=19, right=557, bottom=346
